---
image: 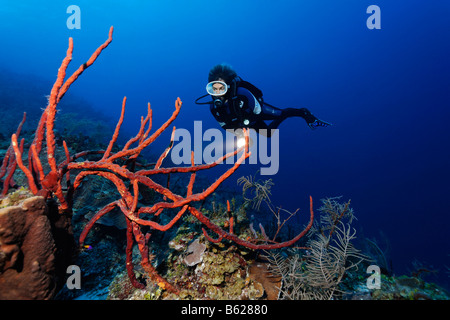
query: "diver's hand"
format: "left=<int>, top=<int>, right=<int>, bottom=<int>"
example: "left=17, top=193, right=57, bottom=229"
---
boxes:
left=307, top=118, right=332, bottom=130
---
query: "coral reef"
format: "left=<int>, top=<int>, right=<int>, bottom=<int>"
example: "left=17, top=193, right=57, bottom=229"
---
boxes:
left=0, top=26, right=314, bottom=298
left=262, top=197, right=450, bottom=300
left=107, top=235, right=278, bottom=300
left=105, top=193, right=293, bottom=301
left=369, top=274, right=449, bottom=300
left=264, top=197, right=367, bottom=300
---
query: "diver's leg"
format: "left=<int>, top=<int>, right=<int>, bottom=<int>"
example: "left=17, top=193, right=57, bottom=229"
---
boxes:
left=251, top=120, right=271, bottom=137
left=263, top=106, right=324, bottom=130
left=260, top=103, right=331, bottom=132
left=280, top=108, right=316, bottom=122
left=260, top=106, right=311, bottom=127
left=261, top=102, right=315, bottom=122
left=260, top=103, right=284, bottom=120
left=278, top=108, right=332, bottom=129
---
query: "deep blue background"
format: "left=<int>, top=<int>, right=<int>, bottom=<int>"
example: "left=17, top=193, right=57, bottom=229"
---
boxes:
left=1, top=0, right=449, bottom=288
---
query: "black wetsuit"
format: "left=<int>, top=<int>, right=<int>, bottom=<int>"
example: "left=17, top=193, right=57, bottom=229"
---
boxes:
left=209, top=86, right=318, bottom=137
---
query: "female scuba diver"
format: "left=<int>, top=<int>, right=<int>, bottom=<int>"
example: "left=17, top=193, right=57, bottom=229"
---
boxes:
left=195, top=63, right=331, bottom=138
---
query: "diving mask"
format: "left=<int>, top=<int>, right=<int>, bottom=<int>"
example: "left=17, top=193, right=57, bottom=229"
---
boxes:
left=206, top=80, right=228, bottom=96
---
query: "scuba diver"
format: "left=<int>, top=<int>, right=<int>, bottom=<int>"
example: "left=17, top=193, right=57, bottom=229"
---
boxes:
left=195, top=63, right=331, bottom=138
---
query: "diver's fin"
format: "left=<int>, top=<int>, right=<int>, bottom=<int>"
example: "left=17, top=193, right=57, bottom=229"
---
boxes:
left=308, top=119, right=332, bottom=130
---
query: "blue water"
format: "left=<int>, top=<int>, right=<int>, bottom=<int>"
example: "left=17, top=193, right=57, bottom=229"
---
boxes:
left=1, top=0, right=449, bottom=289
